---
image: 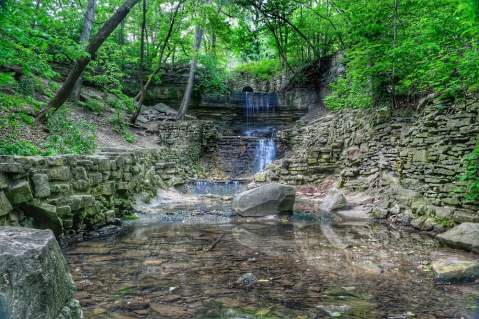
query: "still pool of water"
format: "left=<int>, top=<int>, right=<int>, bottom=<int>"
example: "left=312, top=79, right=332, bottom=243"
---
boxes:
left=65, top=206, right=479, bottom=319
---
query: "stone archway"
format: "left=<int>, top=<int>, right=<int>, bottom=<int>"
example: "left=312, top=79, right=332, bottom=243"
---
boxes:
left=242, top=86, right=254, bottom=92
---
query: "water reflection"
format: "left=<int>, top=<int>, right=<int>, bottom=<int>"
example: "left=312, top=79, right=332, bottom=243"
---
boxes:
left=65, top=211, right=478, bottom=319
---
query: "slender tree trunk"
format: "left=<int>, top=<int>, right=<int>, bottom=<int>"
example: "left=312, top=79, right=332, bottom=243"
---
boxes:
left=391, top=0, right=399, bottom=108
left=175, top=25, right=204, bottom=120
left=71, top=0, right=97, bottom=102
left=138, top=0, right=147, bottom=87
left=130, top=2, right=181, bottom=124
left=36, top=0, right=141, bottom=121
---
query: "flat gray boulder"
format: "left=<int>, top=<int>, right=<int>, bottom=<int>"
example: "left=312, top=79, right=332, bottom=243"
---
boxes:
left=436, top=223, right=479, bottom=253
left=232, top=183, right=295, bottom=217
left=0, top=227, right=82, bottom=319
left=432, top=255, right=479, bottom=283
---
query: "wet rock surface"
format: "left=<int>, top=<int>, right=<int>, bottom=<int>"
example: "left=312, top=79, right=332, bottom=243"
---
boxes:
left=0, top=227, right=81, bottom=319
left=437, top=222, right=479, bottom=253
left=431, top=252, right=479, bottom=283
left=232, top=183, right=296, bottom=217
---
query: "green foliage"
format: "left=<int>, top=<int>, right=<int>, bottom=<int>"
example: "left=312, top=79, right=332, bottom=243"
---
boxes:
left=83, top=99, right=104, bottom=113
left=461, top=143, right=479, bottom=201
left=197, top=55, right=230, bottom=94
left=44, top=109, right=97, bottom=155
left=324, top=77, right=372, bottom=110
left=234, top=59, right=280, bottom=80
left=110, top=111, right=136, bottom=144
left=325, top=0, right=479, bottom=109
left=0, top=140, right=42, bottom=156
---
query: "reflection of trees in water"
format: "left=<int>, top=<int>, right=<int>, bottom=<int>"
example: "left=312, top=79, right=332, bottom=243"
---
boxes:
left=67, top=219, right=476, bottom=319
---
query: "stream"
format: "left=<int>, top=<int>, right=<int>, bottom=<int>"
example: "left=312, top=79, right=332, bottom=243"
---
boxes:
left=65, top=183, right=479, bottom=319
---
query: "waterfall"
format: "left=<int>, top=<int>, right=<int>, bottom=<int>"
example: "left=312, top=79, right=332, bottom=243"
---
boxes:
left=255, top=137, right=276, bottom=172
left=243, top=91, right=278, bottom=173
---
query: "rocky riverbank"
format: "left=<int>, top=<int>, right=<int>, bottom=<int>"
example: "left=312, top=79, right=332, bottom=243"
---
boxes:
left=260, top=99, right=479, bottom=234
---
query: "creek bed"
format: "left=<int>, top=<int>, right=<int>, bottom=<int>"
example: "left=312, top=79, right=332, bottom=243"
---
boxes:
left=65, top=193, right=479, bottom=319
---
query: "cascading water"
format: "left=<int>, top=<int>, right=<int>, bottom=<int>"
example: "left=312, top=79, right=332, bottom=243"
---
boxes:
left=243, top=91, right=278, bottom=173
left=255, top=133, right=277, bottom=172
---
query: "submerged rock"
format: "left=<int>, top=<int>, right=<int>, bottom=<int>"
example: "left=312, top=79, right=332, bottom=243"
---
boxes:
left=236, top=273, right=257, bottom=288
left=320, top=189, right=348, bottom=212
left=436, top=223, right=479, bottom=253
left=431, top=255, right=479, bottom=283
left=0, top=227, right=81, bottom=319
left=232, top=183, right=295, bottom=217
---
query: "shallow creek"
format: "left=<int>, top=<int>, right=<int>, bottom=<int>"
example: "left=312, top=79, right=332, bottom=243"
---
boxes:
left=65, top=184, right=479, bottom=319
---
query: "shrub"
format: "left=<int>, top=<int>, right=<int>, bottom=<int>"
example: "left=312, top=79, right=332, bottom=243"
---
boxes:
left=43, top=109, right=97, bottom=154
left=234, top=59, right=280, bottom=81
left=0, top=140, right=42, bottom=156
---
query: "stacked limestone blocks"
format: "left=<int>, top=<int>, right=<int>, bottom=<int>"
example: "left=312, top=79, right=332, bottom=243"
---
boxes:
left=0, top=149, right=191, bottom=238
left=264, top=100, right=479, bottom=227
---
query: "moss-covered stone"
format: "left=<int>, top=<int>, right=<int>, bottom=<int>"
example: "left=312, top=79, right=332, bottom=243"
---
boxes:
left=7, top=181, right=33, bottom=205
left=31, top=174, right=51, bottom=198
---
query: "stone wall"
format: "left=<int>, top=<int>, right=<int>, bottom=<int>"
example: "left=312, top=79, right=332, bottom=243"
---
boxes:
left=156, top=120, right=218, bottom=159
left=205, top=136, right=258, bottom=177
left=0, top=148, right=197, bottom=238
left=264, top=100, right=479, bottom=227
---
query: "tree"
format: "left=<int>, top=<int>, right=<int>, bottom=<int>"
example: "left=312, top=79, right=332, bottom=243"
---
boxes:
left=71, top=0, right=97, bottom=102
left=176, top=24, right=204, bottom=120
left=36, top=0, right=141, bottom=120
left=130, top=1, right=182, bottom=124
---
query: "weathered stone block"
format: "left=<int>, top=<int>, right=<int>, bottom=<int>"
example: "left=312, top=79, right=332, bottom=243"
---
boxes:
left=23, top=199, right=62, bottom=236
left=102, top=182, right=114, bottom=195
left=89, top=172, right=103, bottom=185
left=73, top=179, right=90, bottom=191
left=72, top=167, right=88, bottom=180
left=6, top=180, right=33, bottom=205
left=48, top=166, right=71, bottom=181
left=31, top=174, right=50, bottom=198
left=437, top=223, right=479, bottom=253
left=412, top=149, right=428, bottom=162
left=0, top=173, right=8, bottom=190
left=57, top=205, right=72, bottom=218
left=0, top=227, right=81, bottom=319
left=0, top=191, right=13, bottom=216
left=51, top=183, right=72, bottom=195
left=117, top=182, right=130, bottom=191
left=47, top=156, right=65, bottom=166
left=0, top=163, right=24, bottom=174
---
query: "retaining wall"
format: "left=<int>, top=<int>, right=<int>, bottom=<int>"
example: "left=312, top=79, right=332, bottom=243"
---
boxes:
left=0, top=148, right=196, bottom=238
left=264, top=100, right=479, bottom=228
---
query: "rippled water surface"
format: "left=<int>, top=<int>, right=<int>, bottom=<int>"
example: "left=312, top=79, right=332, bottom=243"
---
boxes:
left=65, top=198, right=479, bottom=319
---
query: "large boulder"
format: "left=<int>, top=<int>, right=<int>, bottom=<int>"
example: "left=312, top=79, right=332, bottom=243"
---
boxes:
left=232, top=183, right=296, bottom=217
left=0, top=227, right=82, bottom=319
left=431, top=254, right=479, bottom=283
left=436, top=223, right=479, bottom=253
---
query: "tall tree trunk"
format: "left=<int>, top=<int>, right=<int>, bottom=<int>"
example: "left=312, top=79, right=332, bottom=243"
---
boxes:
left=391, top=0, right=399, bottom=108
left=175, top=25, right=204, bottom=120
left=130, top=1, right=181, bottom=124
left=36, top=0, right=141, bottom=121
left=138, top=0, right=147, bottom=87
left=71, top=0, right=97, bottom=102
